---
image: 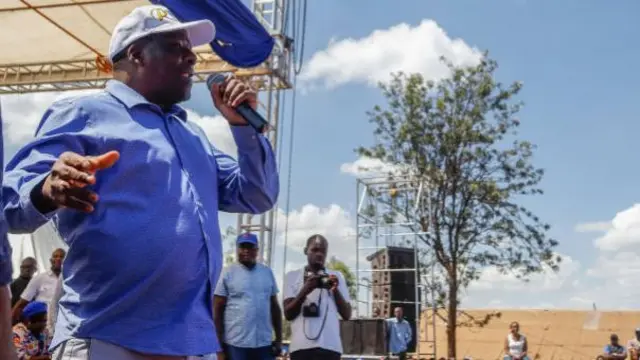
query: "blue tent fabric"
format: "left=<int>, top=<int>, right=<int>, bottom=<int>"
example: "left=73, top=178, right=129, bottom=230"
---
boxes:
left=150, top=0, right=275, bottom=68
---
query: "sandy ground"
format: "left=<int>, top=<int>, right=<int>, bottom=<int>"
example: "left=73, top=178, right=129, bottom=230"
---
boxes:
left=417, top=309, right=640, bottom=360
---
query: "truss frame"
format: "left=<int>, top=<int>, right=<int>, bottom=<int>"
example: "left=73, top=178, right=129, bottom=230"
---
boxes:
left=0, top=36, right=292, bottom=95
left=354, top=174, right=437, bottom=358
left=236, top=0, right=289, bottom=266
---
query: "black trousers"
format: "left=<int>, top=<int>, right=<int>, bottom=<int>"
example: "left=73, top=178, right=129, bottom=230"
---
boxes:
left=290, top=347, right=341, bottom=360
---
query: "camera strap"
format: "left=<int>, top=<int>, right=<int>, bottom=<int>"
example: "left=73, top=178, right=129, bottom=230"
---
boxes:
left=303, top=289, right=330, bottom=341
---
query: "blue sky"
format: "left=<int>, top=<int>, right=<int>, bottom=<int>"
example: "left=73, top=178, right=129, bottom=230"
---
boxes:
left=4, top=0, right=640, bottom=310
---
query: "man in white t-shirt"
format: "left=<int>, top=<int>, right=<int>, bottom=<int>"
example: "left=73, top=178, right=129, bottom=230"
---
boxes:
left=12, top=248, right=65, bottom=323
left=283, top=234, right=352, bottom=360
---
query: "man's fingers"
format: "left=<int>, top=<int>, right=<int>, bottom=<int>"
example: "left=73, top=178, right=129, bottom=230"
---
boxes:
left=50, top=180, right=99, bottom=212
left=88, top=151, right=120, bottom=171
left=230, top=89, right=254, bottom=108
left=52, top=164, right=94, bottom=186
left=223, top=79, right=244, bottom=105
left=59, top=151, right=92, bottom=170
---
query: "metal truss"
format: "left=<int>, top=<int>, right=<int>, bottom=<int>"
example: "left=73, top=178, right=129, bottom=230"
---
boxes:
left=236, top=0, right=290, bottom=266
left=0, top=37, right=292, bottom=95
left=354, top=174, right=437, bottom=358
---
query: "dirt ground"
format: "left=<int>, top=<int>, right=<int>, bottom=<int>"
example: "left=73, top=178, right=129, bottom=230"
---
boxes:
left=417, top=308, right=640, bottom=360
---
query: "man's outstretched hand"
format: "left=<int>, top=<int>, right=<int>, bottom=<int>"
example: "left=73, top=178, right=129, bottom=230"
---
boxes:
left=40, top=151, right=120, bottom=213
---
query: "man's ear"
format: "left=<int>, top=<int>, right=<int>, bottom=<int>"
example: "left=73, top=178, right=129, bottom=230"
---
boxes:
left=126, top=44, right=144, bottom=65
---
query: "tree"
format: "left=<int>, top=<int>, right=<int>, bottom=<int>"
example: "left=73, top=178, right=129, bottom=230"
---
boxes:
left=326, top=256, right=357, bottom=300
left=356, top=55, right=560, bottom=358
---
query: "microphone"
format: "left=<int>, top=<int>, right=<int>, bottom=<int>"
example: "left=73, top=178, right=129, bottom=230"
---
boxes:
left=206, top=73, right=269, bottom=133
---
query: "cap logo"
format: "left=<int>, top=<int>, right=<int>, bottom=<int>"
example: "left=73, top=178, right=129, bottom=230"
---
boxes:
left=151, top=8, right=169, bottom=21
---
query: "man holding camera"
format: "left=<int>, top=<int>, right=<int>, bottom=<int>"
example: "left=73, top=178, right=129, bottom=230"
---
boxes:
left=283, top=234, right=352, bottom=360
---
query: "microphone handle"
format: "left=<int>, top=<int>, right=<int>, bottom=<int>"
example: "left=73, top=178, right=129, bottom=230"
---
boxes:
left=235, top=102, right=268, bottom=133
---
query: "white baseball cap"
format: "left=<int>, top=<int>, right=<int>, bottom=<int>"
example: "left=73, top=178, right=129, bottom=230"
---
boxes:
left=108, top=5, right=216, bottom=62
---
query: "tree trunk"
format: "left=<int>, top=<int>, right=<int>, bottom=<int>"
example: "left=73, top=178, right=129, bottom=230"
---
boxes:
left=447, top=281, right=457, bottom=359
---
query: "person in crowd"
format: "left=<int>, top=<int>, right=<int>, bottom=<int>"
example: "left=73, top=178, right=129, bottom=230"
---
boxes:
left=214, top=233, right=282, bottom=360
left=627, top=329, right=640, bottom=360
left=386, top=306, right=412, bottom=360
left=283, top=234, right=352, bottom=360
left=601, top=333, right=627, bottom=360
left=10, top=257, right=37, bottom=307
left=46, top=276, right=62, bottom=338
left=1, top=4, right=278, bottom=360
left=0, top=102, right=18, bottom=360
left=503, top=321, right=529, bottom=360
left=12, top=301, right=50, bottom=360
left=11, top=249, right=65, bottom=323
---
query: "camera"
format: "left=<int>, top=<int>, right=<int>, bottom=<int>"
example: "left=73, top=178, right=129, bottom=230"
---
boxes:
left=302, top=302, right=320, bottom=317
left=305, top=270, right=335, bottom=290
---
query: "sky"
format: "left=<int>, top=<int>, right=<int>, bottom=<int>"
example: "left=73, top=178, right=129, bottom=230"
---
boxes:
left=3, top=0, right=640, bottom=312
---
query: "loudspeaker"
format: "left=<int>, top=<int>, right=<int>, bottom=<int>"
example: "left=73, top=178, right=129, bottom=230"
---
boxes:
left=367, top=246, right=418, bottom=352
left=340, top=318, right=387, bottom=355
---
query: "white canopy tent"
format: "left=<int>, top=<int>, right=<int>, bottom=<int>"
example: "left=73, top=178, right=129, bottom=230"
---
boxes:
left=9, top=221, right=67, bottom=276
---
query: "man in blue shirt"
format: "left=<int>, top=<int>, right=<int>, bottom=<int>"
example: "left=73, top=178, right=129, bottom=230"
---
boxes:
left=214, top=233, right=282, bottom=360
left=386, top=307, right=412, bottom=360
left=0, top=99, right=18, bottom=360
left=2, top=5, right=278, bottom=360
left=601, top=333, right=627, bottom=360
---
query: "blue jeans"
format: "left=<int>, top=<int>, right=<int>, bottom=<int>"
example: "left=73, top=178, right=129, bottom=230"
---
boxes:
left=226, top=344, right=273, bottom=360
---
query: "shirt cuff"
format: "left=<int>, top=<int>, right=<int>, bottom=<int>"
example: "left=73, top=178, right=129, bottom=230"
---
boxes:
left=21, top=172, right=56, bottom=224
left=230, top=125, right=262, bottom=152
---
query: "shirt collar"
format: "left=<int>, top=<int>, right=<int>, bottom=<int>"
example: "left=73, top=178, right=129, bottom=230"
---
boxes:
left=105, top=80, right=187, bottom=121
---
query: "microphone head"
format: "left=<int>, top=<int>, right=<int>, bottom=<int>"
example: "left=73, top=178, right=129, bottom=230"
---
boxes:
left=205, top=72, right=233, bottom=90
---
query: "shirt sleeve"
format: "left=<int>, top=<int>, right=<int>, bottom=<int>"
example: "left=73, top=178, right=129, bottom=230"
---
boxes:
left=214, top=126, right=279, bottom=214
left=336, top=271, right=351, bottom=303
left=20, top=274, right=40, bottom=302
left=2, top=99, right=94, bottom=234
left=270, top=268, right=279, bottom=296
left=213, top=267, right=229, bottom=297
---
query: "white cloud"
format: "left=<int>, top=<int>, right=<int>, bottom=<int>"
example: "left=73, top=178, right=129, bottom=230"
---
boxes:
left=1, top=90, right=97, bottom=148
left=273, top=204, right=357, bottom=269
left=585, top=204, right=640, bottom=251
left=184, top=109, right=236, bottom=157
left=300, top=19, right=482, bottom=90
left=469, top=253, right=580, bottom=292
left=340, top=156, right=407, bottom=177
left=574, top=221, right=611, bottom=233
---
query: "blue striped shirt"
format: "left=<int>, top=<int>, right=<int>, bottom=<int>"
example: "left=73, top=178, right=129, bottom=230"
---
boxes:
left=2, top=80, right=279, bottom=356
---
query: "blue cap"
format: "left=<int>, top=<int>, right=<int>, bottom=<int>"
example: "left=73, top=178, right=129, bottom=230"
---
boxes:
left=237, top=233, right=258, bottom=247
left=22, top=301, right=47, bottom=318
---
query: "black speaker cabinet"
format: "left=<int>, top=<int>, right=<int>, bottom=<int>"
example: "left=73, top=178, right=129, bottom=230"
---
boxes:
left=367, top=246, right=419, bottom=352
left=340, top=318, right=388, bottom=355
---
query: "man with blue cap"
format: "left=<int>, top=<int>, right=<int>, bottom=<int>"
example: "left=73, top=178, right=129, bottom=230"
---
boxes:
left=12, top=301, right=50, bottom=359
left=2, top=4, right=278, bottom=360
left=214, top=233, right=282, bottom=360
